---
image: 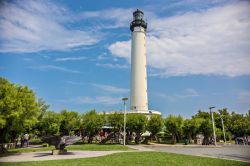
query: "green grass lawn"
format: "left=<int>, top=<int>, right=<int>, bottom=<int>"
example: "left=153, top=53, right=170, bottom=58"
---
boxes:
left=67, top=144, right=133, bottom=151
left=0, top=152, right=248, bottom=166
left=3, top=144, right=133, bottom=155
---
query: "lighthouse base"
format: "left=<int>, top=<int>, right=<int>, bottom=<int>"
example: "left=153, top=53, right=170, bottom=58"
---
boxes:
left=128, top=110, right=161, bottom=117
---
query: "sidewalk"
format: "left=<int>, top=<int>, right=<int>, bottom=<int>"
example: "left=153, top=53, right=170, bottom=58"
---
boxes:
left=126, top=145, right=155, bottom=151
left=0, top=150, right=124, bottom=162
left=146, top=143, right=222, bottom=148
left=0, top=145, right=156, bottom=163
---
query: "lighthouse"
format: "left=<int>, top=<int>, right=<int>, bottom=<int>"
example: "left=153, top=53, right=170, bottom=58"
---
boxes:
left=130, top=9, right=161, bottom=115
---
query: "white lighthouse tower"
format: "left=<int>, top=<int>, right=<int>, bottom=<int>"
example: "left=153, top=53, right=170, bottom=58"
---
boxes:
left=130, top=9, right=160, bottom=115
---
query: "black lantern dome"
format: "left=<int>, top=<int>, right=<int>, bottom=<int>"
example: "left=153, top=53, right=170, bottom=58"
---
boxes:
left=130, top=9, right=147, bottom=32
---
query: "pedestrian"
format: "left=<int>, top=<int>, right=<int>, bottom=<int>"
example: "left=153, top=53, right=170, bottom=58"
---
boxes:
left=24, top=133, right=29, bottom=147
left=21, top=136, right=24, bottom=148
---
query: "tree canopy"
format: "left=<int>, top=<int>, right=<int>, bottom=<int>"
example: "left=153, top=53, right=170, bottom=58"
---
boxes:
left=147, top=115, right=164, bottom=138
left=0, top=78, right=38, bottom=143
left=81, top=110, right=104, bottom=143
left=126, top=114, right=147, bottom=144
left=108, top=112, right=123, bottom=132
left=60, top=110, right=81, bottom=135
left=0, top=77, right=249, bottom=145
left=39, top=111, right=62, bottom=136
left=165, top=115, right=184, bottom=144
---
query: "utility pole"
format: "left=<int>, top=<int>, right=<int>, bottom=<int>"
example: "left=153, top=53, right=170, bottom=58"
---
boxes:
left=209, top=106, right=216, bottom=146
left=221, top=115, right=226, bottom=143
left=122, top=98, right=128, bottom=146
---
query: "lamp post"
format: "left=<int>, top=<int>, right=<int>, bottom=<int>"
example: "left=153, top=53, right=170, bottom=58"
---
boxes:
left=209, top=106, right=216, bottom=146
left=220, top=114, right=226, bottom=143
left=122, top=97, right=128, bottom=146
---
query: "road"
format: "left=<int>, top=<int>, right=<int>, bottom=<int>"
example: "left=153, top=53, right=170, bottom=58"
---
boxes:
left=146, top=145, right=250, bottom=163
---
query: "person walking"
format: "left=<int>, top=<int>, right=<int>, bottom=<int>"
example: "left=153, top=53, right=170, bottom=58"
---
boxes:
left=21, top=136, right=24, bottom=148
left=24, top=133, right=29, bottom=147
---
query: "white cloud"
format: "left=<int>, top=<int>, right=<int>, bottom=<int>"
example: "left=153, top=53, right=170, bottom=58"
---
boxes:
left=96, top=63, right=128, bottom=69
left=97, top=53, right=108, bottom=60
left=176, top=88, right=200, bottom=98
left=66, top=81, right=85, bottom=86
left=30, top=65, right=80, bottom=73
left=154, top=88, right=200, bottom=102
left=0, top=1, right=100, bottom=53
left=77, top=8, right=133, bottom=29
left=55, top=56, right=87, bottom=62
left=43, top=56, right=51, bottom=59
left=22, top=58, right=32, bottom=62
left=72, top=96, right=121, bottom=105
left=108, top=41, right=131, bottom=59
left=108, top=2, right=250, bottom=77
left=92, top=84, right=129, bottom=93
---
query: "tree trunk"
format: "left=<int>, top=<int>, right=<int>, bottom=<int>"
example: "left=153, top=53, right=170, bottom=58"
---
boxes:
left=88, top=136, right=93, bottom=144
left=155, top=135, right=160, bottom=143
left=202, top=136, right=209, bottom=145
left=142, top=136, right=149, bottom=144
left=188, top=134, right=192, bottom=144
left=171, top=134, right=176, bottom=144
left=135, top=133, right=141, bottom=144
left=0, top=144, right=7, bottom=154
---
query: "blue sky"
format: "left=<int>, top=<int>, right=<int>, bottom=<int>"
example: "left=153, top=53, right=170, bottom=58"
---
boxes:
left=0, top=0, right=249, bottom=117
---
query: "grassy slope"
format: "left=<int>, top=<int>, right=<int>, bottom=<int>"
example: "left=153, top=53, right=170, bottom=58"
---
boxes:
left=0, top=152, right=248, bottom=166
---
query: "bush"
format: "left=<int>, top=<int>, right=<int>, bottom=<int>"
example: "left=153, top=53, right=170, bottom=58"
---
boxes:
left=42, top=143, right=49, bottom=147
left=29, top=138, right=43, bottom=145
left=225, top=131, right=232, bottom=141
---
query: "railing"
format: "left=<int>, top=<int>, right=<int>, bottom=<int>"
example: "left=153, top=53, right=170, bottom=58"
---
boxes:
left=0, top=143, right=16, bottom=149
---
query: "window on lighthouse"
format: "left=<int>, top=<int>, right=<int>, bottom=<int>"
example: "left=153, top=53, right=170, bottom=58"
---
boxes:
left=135, top=13, right=143, bottom=20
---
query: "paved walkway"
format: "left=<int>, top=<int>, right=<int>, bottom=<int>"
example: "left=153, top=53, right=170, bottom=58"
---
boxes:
left=146, top=144, right=250, bottom=163
left=0, top=145, right=154, bottom=162
left=147, top=143, right=221, bottom=148
left=0, top=150, right=124, bottom=162
left=127, top=145, right=155, bottom=151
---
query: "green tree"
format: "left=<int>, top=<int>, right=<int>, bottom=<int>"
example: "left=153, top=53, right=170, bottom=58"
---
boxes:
left=39, top=111, right=61, bottom=135
left=37, top=98, right=50, bottom=121
left=0, top=78, right=38, bottom=143
left=126, top=114, right=147, bottom=144
left=199, top=119, right=213, bottom=145
left=108, top=112, right=123, bottom=132
left=192, top=110, right=210, bottom=119
left=103, top=112, right=124, bottom=143
left=212, top=108, right=231, bottom=141
left=229, top=112, right=249, bottom=137
left=60, top=110, right=81, bottom=135
left=246, top=111, right=250, bottom=135
left=182, top=118, right=203, bottom=142
left=217, top=108, right=231, bottom=130
left=147, top=115, right=164, bottom=142
left=215, top=128, right=223, bottom=142
left=164, top=115, right=183, bottom=144
left=81, top=110, right=104, bottom=143
left=32, top=98, right=50, bottom=136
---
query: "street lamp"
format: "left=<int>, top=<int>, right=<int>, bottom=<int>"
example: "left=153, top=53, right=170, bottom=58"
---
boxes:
left=219, top=113, right=226, bottom=143
left=122, top=97, right=128, bottom=146
left=209, top=106, right=216, bottom=146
